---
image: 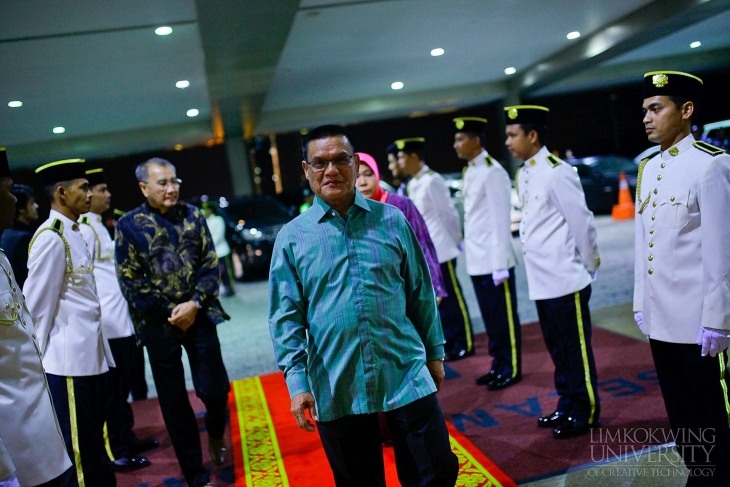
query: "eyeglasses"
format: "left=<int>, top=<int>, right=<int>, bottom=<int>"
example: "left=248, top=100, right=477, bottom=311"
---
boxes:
left=306, top=153, right=356, bottom=173
left=144, top=178, right=182, bottom=189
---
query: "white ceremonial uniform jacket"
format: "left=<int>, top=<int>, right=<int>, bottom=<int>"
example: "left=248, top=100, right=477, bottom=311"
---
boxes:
left=633, top=135, right=730, bottom=343
left=407, top=165, right=462, bottom=263
left=24, top=210, right=113, bottom=376
left=462, top=150, right=517, bottom=276
left=80, top=212, right=135, bottom=340
left=516, top=146, right=600, bottom=300
left=0, top=251, right=72, bottom=485
left=206, top=213, right=231, bottom=258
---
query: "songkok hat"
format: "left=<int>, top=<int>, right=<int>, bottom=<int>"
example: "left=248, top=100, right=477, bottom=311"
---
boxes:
left=356, top=152, right=380, bottom=180
left=453, top=117, right=487, bottom=134
left=0, top=148, right=9, bottom=178
left=35, top=158, right=86, bottom=187
left=394, top=137, right=425, bottom=154
left=385, top=143, right=399, bottom=157
left=504, top=105, right=549, bottom=126
left=643, top=71, right=702, bottom=100
left=85, top=168, right=105, bottom=187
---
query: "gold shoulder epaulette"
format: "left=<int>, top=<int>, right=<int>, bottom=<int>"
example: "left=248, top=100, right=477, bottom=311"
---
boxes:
left=546, top=154, right=561, bottom=168
left=484, top=155, right=494, bottom=167
left=426, top=169, right=436, bottom=175
left=51, top=218, right=64, bottom=233
left=693, top=141, right=726, bottom=156
left=28, top=219, right=72, bottom=273
left=79, top=216, right=90, bottom=225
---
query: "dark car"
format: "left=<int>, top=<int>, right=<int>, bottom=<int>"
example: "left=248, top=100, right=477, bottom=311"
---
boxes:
left=224, top=195, right=294, bottom=279
left=566, top=155, right=638, bottom=214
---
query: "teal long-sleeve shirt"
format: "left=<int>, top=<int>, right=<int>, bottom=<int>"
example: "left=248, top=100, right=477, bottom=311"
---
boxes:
left=268, top=192, right=445, bottom=422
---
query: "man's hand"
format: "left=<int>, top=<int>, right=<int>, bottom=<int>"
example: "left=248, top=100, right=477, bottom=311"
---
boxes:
left=426, top=359, right=445, bottom=392
left=697, top=326, right=730, bottom=357
left=590, top=271, right=597, bottom=282
left=492, top=269, right=510, bottom=287
left=291, top=392, right=318, bottom=432
left=168, top=301, right=199, bottom=331
left=436, top=297, right=442, bottom=307
left=0, top=474, right=20, bottom=487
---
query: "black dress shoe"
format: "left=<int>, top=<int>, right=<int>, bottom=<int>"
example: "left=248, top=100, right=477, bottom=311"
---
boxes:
left=110, top=456, right=151, bottom=472
left=487, top=373, right=522, bottom=391
left=131, top=438, right=159, bottom=454
left=475, top=370, right=497, bottom=385
left=444, top=348, right=474, bottom=362
left=537, top=410, right=568, bottom=428
left=553, top=416, right=601, bottom=439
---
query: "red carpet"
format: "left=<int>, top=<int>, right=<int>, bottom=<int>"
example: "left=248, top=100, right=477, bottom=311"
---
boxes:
left=437, top=323, right=670, bottom=482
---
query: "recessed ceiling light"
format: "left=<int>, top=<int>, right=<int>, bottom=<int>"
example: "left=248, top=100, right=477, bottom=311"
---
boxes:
left=431, top=48, right=445, bottom=57
left=690, top=41, right=701, bottom=48
left=155, top=26, right=173, bottom=36
left=176, top=80, right=190, bottom=89
left=567, top=31, right=581, bottom=40
left=187, top=109, right=199, bottom=117
left=391, top=81, right=404, bottom=90
left=174, top=144, right=183, bottom=151
left=8, top=101, right=22, bottom=108
left=52, top=127, right=65, bottom=134
left=504, top=67, right=517, bottom=75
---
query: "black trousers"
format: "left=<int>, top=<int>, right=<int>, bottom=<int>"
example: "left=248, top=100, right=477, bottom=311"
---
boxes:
left=218, top=254, right=235, bottom=294
left=650, top=340, right=730, bottom=486
left=535, top=285, right=600, bottom=423
left=130, top=343, right=148, bottom=401
left=439, top=258, right=473, bottom=355
left=104, top=335, right=140, bottom=459
left=317, top=394, right=459, bottom=487
left=46, top=372, right=116, bottom=487
left=471, top=268, right=521, bottom=378
left=143, top=316, right=231, bottom=487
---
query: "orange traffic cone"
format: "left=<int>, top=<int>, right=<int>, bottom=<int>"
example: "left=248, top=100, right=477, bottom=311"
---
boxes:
left=612, top=171, right=635, bottom=220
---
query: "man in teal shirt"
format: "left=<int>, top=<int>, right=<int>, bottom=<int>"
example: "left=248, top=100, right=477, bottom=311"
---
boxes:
left=269, top=125, right=458, bottom=487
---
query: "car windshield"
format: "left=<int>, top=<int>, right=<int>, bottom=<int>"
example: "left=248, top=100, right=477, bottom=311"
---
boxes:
left=226, top=197, right=291, bottom=224
left=577, top=156, right=636, bottom=175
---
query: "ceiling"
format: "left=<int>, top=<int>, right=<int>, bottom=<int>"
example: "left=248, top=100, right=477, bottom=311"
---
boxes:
left=2, top=0, right=729, bottom=168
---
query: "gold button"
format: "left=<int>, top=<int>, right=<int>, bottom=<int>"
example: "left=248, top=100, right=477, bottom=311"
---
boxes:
left=650, top=229, right=654, bottom=234
left=11, top=286, right=15, bottom=292
left=652, top=215, right=656, bottom=221
left=31, top=333, right=36, bottom=339
left=15, top=302, right=20, bottom=309
left=530, top=159, right=536, bottom=166
left=657, top=175, right=662, bottom=181
left=670, top=196, right=675, bottom=202
left=648, top=268, right=653, bottom=275
left=652, top=202, right=657, bottom=207
left=661, top=163, right=666, bottom=169
left=4, top=303, right=8, bottom=309
left=648, top=255, right=653, bottom=261
left=649, top=242, right=654, bottom=248
left=669, top=147, right=679, bottom=156
left=521, top=239, right=525, bottom=244
left=654, top=189, right=658, bottom=195
left=525, top=179, right=528, bottom=183
left=523, top=251, right=526, bottom=255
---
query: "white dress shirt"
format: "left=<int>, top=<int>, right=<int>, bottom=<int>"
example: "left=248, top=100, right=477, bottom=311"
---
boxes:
left=0, top=251, right=72, bottom=485
left=462, top=150, right=517, bottom=276
left=206, top=213, right=231, bottom=258
left=80, top=212, right=135, bottom=340
left=633, top=134, right=730, bottom=343
left=516, top=146, right=600, bottom=300
left=24, top=210, right=113, bottom=376
left=407, top=165, right=462, bottom=263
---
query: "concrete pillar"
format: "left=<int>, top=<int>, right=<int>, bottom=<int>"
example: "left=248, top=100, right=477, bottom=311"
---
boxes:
left=225, top=136, right=254, bottom=197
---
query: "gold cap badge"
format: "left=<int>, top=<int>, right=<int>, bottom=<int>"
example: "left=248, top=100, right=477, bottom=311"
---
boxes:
left=508, top=108, right=518, bottom=120
left=652, top=74, right=668, bottom=88
left=455, top=119, right=464, bottom=130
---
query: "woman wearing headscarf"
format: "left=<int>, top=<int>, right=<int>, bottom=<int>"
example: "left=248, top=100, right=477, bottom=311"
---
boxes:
left=356, top=152, right=447, bottom=300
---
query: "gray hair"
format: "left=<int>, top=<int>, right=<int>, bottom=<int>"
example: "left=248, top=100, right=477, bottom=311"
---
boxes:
left=135, top=157, right=176, bottom=182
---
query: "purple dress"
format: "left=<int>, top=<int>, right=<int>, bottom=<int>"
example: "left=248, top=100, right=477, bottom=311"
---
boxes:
left=385, top=192, right=447, bottom=298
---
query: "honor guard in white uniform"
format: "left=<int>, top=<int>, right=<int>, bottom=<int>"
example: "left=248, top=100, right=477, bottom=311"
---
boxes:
left=505, top=106, right=601, bottom=439
left=396, top=137, right=474, bottom=361
left=634, top=71, right=730, bottom=483
left=453, top=117, right=522, bottom=390
left=24, top=159, right=116, bottom=487
left=79, top=168, right=156, bottom=473
left=0, top=148, right=71, bottom=487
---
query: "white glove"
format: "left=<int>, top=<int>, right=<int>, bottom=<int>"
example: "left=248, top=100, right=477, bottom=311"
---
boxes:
left=590, top=271, right=597, bottom=282
left=492, top=269, right=510, bottom=287
left=696, top=326, right=730, bottom=357
left=457, top=240, right=465, bottom=252
left=633, top=311, right=648, bottom=337
left=0, top=474, right=20, bottom=487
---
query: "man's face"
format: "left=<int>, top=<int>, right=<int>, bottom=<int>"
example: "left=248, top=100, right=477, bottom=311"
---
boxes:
left=140, top=163, right=180, bottom=210
left=62, top=178, right=92, bottom=218
left=453, top=132, right=482, bottom=161
left=387, top=153, right=400, bottom=178
left=356, top=163, right=379, bottom=199
left=505, top=125, right=533, bottom=160
left=89, top=183, right=111, bottom=214
left=301, top=135, right=358, bottom=208
left=0, top=177, right=17, bottom=231
left=397, top=151, right=420, bottom=177
left=23, top=197, right=39, bottom=222
left=642, top=96, right=688, bottom=146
